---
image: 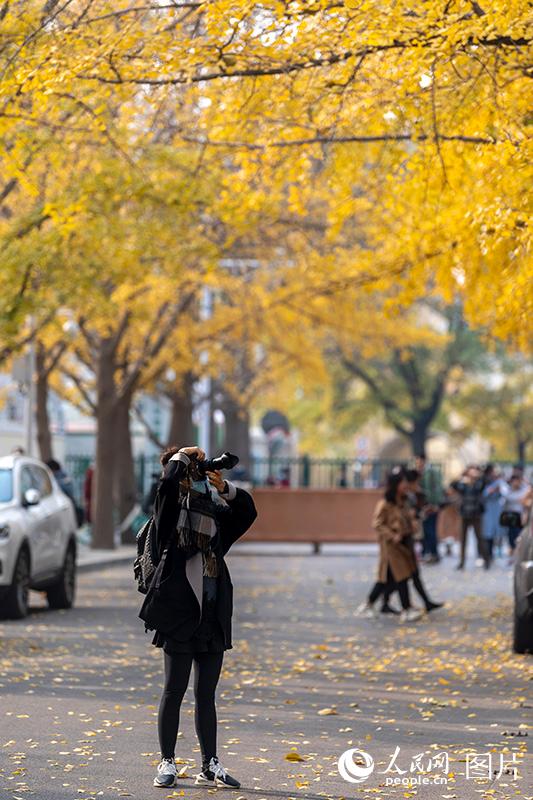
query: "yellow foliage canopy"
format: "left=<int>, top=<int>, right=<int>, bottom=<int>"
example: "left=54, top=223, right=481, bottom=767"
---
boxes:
left=0, top=0, right=530, bottom=358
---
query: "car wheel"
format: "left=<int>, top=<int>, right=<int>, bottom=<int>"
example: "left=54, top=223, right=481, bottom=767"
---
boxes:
left=3, top=548, right=30, bottom=619
left=513, top=610, right=533, bottom=654
left=46, top=545, right=76, bottom=610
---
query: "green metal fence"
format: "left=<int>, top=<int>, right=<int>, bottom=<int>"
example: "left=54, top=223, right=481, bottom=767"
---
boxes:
left=64, top=454, right=444, bottom=507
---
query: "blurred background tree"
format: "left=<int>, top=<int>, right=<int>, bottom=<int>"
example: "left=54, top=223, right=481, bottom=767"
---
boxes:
left=450, top=355, right=533, bottom=464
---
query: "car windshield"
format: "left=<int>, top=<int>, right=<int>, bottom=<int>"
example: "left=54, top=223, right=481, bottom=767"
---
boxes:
left=0, top=469, right=13, bottom=502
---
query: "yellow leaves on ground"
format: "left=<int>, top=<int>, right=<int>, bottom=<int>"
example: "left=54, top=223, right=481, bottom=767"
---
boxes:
left=284, top=750, right=306, bottom=762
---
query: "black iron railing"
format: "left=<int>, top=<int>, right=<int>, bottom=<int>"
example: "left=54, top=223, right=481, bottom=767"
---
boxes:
left=64, top=454, right=445, bottom=506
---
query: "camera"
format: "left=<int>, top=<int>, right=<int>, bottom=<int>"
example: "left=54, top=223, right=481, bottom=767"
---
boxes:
left=189, top=451, right=239, bottom=480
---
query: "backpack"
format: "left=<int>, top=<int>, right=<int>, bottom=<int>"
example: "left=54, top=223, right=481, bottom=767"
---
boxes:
left=133, top=516, right=160, bottom=594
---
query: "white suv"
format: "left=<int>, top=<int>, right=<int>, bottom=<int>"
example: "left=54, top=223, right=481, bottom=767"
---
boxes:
left=0, top=455, right=77, bottom=619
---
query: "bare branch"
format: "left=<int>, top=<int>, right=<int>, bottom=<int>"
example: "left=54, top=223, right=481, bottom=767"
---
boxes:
left=133, top=401, right=166, bottom=450
left=78, top=3, right=203, bottom=27
left=77, top=35, right=530, bottom=87
left=77, top=317, right=99, bottom=352
left=181, top=132, right=499, bottom=148
left=58, top=365, right=97, bottom=413
left=340, top=354, right=412, bottom=438
left=119, top=290, right=197, bottom=399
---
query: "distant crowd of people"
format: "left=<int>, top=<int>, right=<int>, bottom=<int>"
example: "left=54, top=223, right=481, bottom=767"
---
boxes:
left=406, top=454, right=531, bottom=569
left=358, top=455, right=532, bottom=621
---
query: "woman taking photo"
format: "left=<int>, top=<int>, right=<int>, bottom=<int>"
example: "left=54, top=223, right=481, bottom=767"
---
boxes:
left=139, top=445, right=257, bottom=790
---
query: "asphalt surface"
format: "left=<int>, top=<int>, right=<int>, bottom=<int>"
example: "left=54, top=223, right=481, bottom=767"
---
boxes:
left=0, top=544, right=531, bottom=800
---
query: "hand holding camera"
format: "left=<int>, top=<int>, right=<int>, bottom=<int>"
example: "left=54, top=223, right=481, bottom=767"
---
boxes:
left=176, top=448, right=239, bottom=492
left=178, top=446, right=206, bottom=462
left=206, top=470, right=226, bottom=493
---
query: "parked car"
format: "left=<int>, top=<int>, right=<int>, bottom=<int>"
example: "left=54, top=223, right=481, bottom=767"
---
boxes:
left=513, top=512, right=533, bottom=654
left=0, top=455, right=77, bottom=619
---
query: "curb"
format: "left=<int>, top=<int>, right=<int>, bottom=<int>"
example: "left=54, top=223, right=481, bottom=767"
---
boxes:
left=75, top=542, right=383, bottom=572
left=77, top=553, right=135, bottom=574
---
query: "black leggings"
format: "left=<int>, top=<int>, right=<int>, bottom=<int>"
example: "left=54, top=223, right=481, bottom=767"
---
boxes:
left=411, top=568, right=432, bottom=610
left=158, top=650, right=224, bottom=767
left=368, top=567, right=411, bottom=610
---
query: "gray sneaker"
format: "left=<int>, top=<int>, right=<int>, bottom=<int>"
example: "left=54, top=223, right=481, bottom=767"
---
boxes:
left=154, top=757, right=177, bottom=788
left=195, top=756, right=241, bottom=788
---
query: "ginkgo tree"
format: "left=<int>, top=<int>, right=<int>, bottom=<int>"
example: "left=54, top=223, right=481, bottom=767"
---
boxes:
left=1, top=0, right=530, bottom=547
left=1, top=0, right=530, bottom=350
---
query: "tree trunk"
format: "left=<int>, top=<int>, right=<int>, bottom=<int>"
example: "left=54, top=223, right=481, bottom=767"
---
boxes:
left=92, top=339, right=118, bottom=550
left=517, top=438, right=528, bottom=466
left=222, top=395, right=251, bottom=473
left=410, top=420, right=429, bottom=458
left=167, top=372, right=195, bottom=446
left=35, top=343, right=53, bottom=463
left=114, top=391, right=138, bottom=544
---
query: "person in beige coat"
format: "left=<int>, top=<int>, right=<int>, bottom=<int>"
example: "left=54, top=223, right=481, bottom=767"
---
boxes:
left=358, top=469, right=423, bottom=623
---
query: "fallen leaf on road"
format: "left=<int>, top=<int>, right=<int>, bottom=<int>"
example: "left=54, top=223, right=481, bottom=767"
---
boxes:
left=285, top=751, right=305, bottom=762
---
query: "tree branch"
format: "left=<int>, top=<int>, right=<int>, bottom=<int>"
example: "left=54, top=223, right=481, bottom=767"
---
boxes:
left=0, top=311, right=56, bottom=366
left=181, top=132, right=499, bottom=148
left=392, top=349, right=423, bottom=411
left=77, top=35, right=530, bottom=87
left=59, top=365, right=97, bottom=413
left=77, top=316, right=99, bottom=352
left=340, top=353, right=412, bottom=438
left=119, top=290, right=197, bottom=399
left=133, top=401, right=166, bottom=450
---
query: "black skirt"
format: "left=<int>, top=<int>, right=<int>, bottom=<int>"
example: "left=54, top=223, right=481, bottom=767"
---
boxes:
left=152, top=617, right=226, bottom=654
left=151, top=576, right=226, bottom=654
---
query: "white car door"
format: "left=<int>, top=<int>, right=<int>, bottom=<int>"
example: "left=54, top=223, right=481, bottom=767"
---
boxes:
left=29, top=465, right=65, bottom=574
left=19, top=465, right=50, bottom=578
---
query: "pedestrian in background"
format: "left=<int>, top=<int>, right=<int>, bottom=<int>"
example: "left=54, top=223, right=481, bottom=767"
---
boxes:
left=481, top=464, right=506, bottom=563
left=404, top=469, right=444, bottom=613
left=47, top=459, right=85, bottom=527
left=500, top=473, right=532, bottom=562
left=83, top=463, right=94, bottom=526
left=142, top=471, right=161, bottom=516
left=415, top=453, right=443, bottom=564
left=451, top=465, right=490, bottom=570
left=359, top=468, right=423, bottom=623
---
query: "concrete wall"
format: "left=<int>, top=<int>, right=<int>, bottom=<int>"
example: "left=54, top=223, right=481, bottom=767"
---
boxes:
left=245, top=488, right=383, bottom=543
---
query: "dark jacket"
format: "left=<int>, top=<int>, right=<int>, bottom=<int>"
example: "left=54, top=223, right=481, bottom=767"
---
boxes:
left=450, top=478, right=484, bottom=519
left=138, top=455, right=257, bottom=650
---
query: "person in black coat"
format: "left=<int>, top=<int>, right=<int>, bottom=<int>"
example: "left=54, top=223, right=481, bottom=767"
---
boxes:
left=139, top=445, right=257, bottom=790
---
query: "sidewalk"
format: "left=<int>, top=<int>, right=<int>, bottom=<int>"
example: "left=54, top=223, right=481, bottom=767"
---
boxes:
left=76, top=540, right=470, bottom=571
left=75, top=541, right=383, bottom=573
left=76, top=543, right=137, bottom=572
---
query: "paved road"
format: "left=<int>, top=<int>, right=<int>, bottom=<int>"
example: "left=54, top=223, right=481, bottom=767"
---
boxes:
left=0, top=546, right=531, bottom=800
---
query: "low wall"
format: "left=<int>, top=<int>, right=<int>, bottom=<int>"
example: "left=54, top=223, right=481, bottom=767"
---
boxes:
left=244, top=488, right=383, bottom=543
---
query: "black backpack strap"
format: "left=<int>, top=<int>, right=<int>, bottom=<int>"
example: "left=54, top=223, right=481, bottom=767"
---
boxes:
left=153, top=545, right=169, bottom=590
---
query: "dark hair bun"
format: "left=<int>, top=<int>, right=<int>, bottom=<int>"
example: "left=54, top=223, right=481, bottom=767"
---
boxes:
left=160, top=446, right=180, bottom=466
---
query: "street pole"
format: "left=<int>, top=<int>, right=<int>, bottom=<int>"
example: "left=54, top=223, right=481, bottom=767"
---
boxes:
left=195, top=261, right=258, bottom=453
left=197, top=286, right=212, bottom=454
left=25, top=319, right=36, bottom=457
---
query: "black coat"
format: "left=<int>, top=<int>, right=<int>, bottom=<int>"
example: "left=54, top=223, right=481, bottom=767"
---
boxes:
left=138, top=458, right=257, bottom=650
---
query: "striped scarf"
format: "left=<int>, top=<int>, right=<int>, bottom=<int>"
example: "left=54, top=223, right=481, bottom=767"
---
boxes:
left=176, top=486, right=219, bottom=579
